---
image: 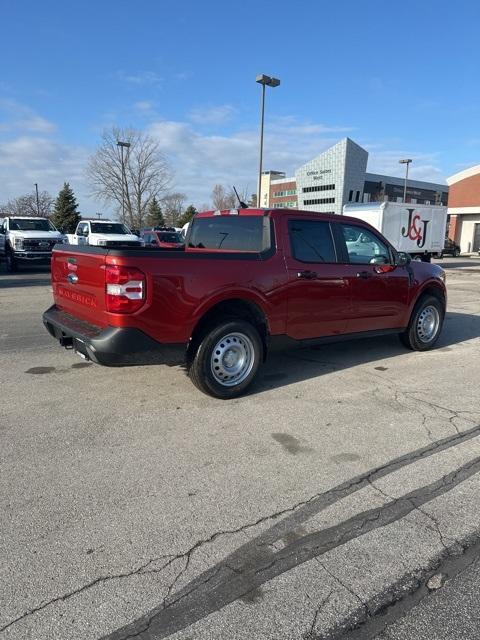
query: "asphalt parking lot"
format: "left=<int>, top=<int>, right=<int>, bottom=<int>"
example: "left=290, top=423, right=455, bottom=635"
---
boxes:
left=1, top=258, right=480, bottom=640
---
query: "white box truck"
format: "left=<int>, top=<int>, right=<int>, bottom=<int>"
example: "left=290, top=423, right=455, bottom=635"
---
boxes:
left=343, top=202, right=448, bottom=262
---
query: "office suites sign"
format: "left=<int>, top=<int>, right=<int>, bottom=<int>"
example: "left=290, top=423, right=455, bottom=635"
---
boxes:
left=306, top=169, right=332, bottom=181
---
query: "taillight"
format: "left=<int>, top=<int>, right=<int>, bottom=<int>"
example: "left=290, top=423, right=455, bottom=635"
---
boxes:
left=105, top=265, right=146, bottom=313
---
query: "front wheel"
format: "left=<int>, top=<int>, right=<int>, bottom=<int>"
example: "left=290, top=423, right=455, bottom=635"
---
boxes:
left=5, top=251, right=17, bottom=273
left=399, top=295, right=444, bottom=351
left=453, top=248, right=460, bottom=257
left=189, top=320, right=263, bottom=399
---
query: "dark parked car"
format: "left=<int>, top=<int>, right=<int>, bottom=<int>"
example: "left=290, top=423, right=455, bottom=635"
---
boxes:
left=141, top=228, right=184, bottom=249
left=441, top=238, right=460, bottom=257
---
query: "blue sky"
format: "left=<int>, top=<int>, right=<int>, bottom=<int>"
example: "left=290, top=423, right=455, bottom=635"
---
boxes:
left=1, top=0, right=479, bottom=213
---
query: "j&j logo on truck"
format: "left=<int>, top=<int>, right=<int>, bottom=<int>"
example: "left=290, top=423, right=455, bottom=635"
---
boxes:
left=401, top=208, right=429, bottom=248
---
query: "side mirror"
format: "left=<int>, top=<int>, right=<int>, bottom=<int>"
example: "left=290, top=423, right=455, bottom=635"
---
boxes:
left=396, top=251, right=411, bottom=267
left=369, top=255, right=390, bottom=265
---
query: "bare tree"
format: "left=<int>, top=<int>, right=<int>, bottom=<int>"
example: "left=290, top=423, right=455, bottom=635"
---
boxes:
left=161, top=192, right=187, bottom=226
left=86, top=127, right=172, bottom=229
left=1, top=191, right=54, bottom=217
left=211, top=184, right=237, bottom=210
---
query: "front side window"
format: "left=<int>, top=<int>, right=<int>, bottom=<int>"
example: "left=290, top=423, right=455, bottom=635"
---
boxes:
left=288, top=220, right=336, bottom=263
left=341, top=225, right=390, bottom=264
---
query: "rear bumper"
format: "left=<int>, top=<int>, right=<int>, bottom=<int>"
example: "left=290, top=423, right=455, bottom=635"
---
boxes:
left=42, top=305, right=186, bottom=366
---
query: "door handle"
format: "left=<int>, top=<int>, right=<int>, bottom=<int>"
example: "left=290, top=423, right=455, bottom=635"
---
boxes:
left=356, top=270, right=373, bottom=279
left=297, top=270, right=317, bottom=280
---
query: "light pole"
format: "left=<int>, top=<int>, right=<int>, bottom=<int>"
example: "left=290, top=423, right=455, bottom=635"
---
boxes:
left=34, top=183, right=40, bottom=215
left=399, top=159, right=412, bottom=203
left=256, top=74, right=280, bottom=208
left=117, top=141, right=131, bottom=223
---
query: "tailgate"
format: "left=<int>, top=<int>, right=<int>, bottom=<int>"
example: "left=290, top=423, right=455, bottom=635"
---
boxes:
left=51, top=246, right=108, bottom=326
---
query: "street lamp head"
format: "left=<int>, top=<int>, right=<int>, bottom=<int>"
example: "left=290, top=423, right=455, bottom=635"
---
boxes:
left=256, top=74, right=280, bottom=87
left=399, top=158, right=412, bottom=164
left=117, top=140, right=131, bottom=148
left=256, top=74, right=271, bottom=85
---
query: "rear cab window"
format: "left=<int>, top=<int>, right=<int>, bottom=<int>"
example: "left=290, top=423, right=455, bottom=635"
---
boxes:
left=187, top=213, right=272, bottom=253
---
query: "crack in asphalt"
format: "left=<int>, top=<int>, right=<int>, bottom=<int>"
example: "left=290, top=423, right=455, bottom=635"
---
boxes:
left=0, top=555, right=176, bottom=635
left=100, top=430, right=480, bottom=640
left=304, top=590, right=334, bottom=639
left=315, top=558, right=369, bottom=617
left=368, top=480, right=457, bottom=556
left=5, top=423, right=480, bottom=638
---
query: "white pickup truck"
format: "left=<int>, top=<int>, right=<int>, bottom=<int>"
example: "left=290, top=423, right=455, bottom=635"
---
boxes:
left=66, top=220, right=143, bottom=247
left=0, top=216, right=66, bottom=271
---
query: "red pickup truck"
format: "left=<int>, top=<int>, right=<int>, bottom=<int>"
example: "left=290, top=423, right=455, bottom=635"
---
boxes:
left=43, top=208, right=447, bottom=398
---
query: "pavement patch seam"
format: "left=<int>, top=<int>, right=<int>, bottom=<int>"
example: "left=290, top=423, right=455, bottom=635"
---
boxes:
left=100, top=430, right=480, bottom=640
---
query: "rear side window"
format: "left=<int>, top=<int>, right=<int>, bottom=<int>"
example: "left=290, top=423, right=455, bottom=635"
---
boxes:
left=188, top=216, right=270, bottom=252
left=288, top=220, right=336, bottom=263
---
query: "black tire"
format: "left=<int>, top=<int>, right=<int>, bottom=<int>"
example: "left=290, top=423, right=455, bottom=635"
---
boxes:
left=399, top=295, right=445, bottom=351
left=5, top=250, right=17, bottom=273
left=453, top=248, right=460, bottom=257
left=189, top=319, right=263, bottom=399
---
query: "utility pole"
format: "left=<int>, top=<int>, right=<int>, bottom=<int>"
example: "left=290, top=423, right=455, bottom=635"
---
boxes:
left=256, top=74, right=280, bottom=208
left=116, top=141, right=131, bottom=223
left=34, top=183, right=40, bottom=215
left=399, top=159, right=413, bottom=202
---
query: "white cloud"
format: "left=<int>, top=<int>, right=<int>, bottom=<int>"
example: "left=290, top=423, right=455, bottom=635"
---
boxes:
left=0, top=99, right=56, bottom=133
left=116, top=70, right=163, bottom=86
left=0, top=135, right=91, bottom=206
left=147, top=116, right=358, bottom=205
left=188, top=105, right=237, bottom=125
left=134, top=100, right=156, bottom=113
left=0, top=98, right=448, bottom=216
left=365, top=148, right=447, bottom=184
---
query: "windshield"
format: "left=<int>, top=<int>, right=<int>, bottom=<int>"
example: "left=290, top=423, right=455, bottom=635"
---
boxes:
left=158, top=232, right=181, bottom=243
left=9, top=218, right=57, bottom=232
left=90, top=222, right=130, bottom=234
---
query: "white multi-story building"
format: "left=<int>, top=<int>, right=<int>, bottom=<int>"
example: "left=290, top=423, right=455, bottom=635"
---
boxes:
left=259, top=138, right=448, bottom=214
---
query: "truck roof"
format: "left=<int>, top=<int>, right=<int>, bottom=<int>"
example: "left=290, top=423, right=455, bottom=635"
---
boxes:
left=194, top=207, right=364, bottom=224
left=3, top=215, right=50, bottom=220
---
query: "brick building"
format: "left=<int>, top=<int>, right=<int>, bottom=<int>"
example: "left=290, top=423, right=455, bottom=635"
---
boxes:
left=446, top=165, right=480, bottom=253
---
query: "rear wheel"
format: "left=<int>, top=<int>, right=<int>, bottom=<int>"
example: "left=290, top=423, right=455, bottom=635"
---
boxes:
left=399, top=295, right=444, bottom=351
left=189, top=319, right=263, bottom=399
left=453, top=248, right=460, bottom=257
left=5, top=250, right=17, bottom=273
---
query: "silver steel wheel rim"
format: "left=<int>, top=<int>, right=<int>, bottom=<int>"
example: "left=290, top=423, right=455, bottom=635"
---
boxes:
left=417, top=305, right=440, bottom=343
left=210, top=332, right=255, bottom=387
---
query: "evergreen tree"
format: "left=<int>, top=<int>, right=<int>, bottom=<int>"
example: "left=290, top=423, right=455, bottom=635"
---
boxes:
left=177, top=204, right=197, bottom=228
left=51, top=183, right=81, bottom=233
left=145, top=197, right=165, bottom=228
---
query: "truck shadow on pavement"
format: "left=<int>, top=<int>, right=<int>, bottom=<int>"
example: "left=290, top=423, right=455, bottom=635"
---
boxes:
left=0, top=266, right=51, bottom=288
left=254, top=311, right=480, bottom=395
